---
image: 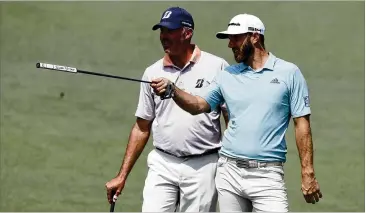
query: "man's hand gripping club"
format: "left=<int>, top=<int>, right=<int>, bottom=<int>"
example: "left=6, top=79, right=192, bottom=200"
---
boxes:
left=151, top=78, right=211, bottom=115
left=151, top=78, right=175, bottom=99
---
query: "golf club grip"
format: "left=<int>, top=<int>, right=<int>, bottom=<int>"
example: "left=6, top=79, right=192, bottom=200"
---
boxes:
left=36, top=62, right=77, bottom=73
left=110, top=202, right=115, bottom=212
left=36, top=62, right=151, bottom=84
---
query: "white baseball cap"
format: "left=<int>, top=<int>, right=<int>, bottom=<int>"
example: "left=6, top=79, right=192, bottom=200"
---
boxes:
left=216, top=14, right=265, bottom=39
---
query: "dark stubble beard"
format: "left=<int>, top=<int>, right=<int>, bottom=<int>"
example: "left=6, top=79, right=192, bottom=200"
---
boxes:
left=233, top=36, right=255, bottom=64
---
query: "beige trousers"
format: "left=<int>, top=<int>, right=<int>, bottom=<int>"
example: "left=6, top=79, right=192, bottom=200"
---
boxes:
left=142, top=149, right=219, bottom=212
left=215, top=155, right=289, bottom=212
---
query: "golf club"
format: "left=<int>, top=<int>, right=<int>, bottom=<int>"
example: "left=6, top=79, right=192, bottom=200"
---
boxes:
left=35, top=62, right=174, bottom=99
left=110, top=194, right=118, bottom=212
left=36, top=62, right=151, bottom=83
left=110, top=201, right=115, bottom=212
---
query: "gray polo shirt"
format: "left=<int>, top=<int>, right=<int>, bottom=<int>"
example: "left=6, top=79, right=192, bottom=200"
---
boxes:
left=135, top=45, right=229, bottom=157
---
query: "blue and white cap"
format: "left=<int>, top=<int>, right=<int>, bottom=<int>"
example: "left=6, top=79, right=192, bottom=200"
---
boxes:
left=152, top=7, right=194, bottom=30
left=216, top=14, right=265, bottom=39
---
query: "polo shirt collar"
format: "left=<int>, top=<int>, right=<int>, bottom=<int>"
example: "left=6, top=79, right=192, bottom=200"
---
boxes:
left=263, top=52, right=276, bottom=71
left=239, top=52, right=276, bottom=72
left=163, top=45, right=201, bottom=67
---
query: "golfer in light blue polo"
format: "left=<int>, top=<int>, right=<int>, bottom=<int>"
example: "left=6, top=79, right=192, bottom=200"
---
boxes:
left=151, top=13, right=323, bottom=212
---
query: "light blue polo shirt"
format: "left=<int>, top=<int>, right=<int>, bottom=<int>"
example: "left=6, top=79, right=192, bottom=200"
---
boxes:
left=199, top=52, right=311, bottom=162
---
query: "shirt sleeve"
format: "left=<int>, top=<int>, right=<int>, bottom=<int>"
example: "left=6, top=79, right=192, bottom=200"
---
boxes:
left=134, top=70, right=155, bottom=120
left=289, top=67, right=311, bottom=118
left=198, top=71, right=224, bottom=112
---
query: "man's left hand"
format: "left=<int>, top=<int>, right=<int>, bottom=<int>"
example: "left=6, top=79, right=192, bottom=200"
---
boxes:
left=301, top=173, right=322, bottom=204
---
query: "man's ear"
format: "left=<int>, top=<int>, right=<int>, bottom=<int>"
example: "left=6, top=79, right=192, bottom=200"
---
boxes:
left=251, top=33, right=260, bottom=44
left=185, top=28, right=193, bottom=40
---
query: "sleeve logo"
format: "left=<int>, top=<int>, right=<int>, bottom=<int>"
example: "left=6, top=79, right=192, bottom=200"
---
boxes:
left=304, top=96, right=310, bottom=107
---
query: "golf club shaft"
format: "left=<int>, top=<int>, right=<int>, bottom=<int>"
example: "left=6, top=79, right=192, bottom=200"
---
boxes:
left=36, top=62, right=151, bottom=84
left=77, top=69, right=151, bottom=83
left=110, top=202, right=115, bottom=212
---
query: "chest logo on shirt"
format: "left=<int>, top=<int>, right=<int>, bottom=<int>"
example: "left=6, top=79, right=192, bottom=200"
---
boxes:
left=195, top=78, right=205, bottom=88
left=270, top=78, right=280, bottom=84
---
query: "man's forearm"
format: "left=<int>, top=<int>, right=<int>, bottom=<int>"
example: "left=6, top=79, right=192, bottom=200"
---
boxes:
left=172, top=86, right=207, bottom=115
left=295, top=122, right=315, bottom=177
left=116, top=124, right=150, bottom=181
left=294, top=117, right=322, bottom=202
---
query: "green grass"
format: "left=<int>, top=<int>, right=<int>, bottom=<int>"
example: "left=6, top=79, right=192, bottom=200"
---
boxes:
left=0, top=1, right=364, bottom=212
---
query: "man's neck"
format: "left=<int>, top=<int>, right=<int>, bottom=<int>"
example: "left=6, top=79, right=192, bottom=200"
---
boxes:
left=247, top=49, right=269, bottom=70
left=169, top=44, right=194, bottom=69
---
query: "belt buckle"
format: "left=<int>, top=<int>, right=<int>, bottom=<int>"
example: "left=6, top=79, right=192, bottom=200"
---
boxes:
left=236, top=159, right=250, bottom=168
left=236, top=159, right=259, bottom=168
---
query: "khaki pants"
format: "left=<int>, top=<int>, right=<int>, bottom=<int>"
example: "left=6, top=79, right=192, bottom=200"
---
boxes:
left=216, top=155, right=289, bottom=212
left=142, top=149, right=219, bottom=212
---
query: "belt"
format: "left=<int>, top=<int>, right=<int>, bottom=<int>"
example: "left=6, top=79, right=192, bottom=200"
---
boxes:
left=155, top=147, right=220, bottom=158
left=221, top=155, right=284, bottom=168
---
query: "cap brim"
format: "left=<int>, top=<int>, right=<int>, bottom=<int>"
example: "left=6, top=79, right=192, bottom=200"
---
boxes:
left=216, top=30, right=253, bottom=39
left=216, top=31, right=230, bottom=39
left=152, top=22, right=182, bottom=31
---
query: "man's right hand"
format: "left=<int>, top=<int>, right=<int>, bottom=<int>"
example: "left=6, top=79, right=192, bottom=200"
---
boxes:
left=151, top=77, right=174, bottom=98
left=105, top=177, right=125, bottom=204
left=301, top=172, right=322, bottom=204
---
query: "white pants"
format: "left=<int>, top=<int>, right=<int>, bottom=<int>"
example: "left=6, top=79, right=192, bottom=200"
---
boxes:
left=142, top=149, right=219, bottom=212
left=215, top=155, right=288, bottom=212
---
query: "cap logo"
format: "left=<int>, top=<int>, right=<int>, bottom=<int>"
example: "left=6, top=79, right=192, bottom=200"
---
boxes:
left=162, top=11, right=172, bottom=19
left=181, top=21, right=192, bottom=27
left=248, top=27, right=262, bottom=32
left=228, top=22, right=240, bottom=26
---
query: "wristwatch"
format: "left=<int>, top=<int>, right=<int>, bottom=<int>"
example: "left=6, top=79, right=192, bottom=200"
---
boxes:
left=161, top=82, right=175, bottom=100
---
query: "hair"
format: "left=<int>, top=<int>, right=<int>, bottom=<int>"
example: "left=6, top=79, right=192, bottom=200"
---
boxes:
left=258, top=34, right=265, bottom=50
left=237, top=35, right=254, bottom=63
left=236, top=33, right=265, bottom=63
left=246, top=33, right=265, bottom=49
